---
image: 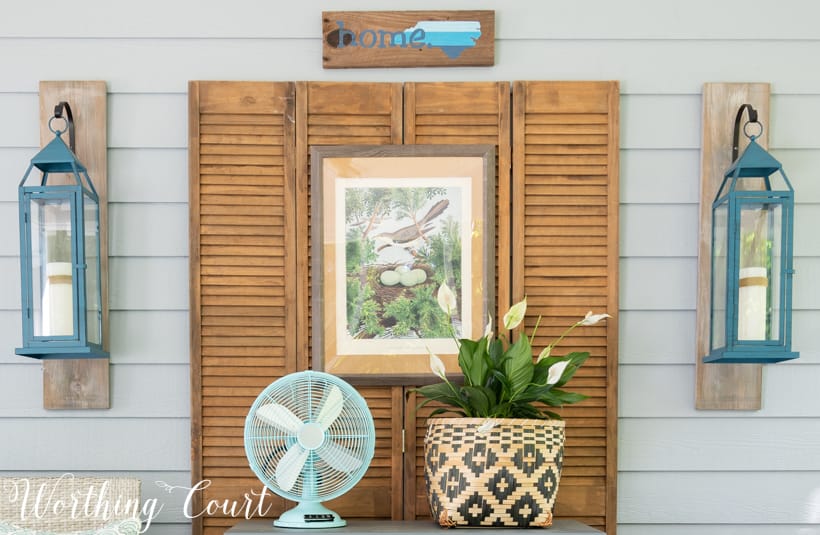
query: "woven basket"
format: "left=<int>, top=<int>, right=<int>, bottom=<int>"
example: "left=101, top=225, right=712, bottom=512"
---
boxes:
left=424, top=418, right=565, bottom=528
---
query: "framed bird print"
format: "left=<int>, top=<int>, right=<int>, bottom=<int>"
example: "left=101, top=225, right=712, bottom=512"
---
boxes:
left=311, top=144, right=495, bottom=384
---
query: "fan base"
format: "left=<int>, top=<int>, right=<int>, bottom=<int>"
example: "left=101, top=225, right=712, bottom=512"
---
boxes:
left=274, top=502, right=346, bottom=529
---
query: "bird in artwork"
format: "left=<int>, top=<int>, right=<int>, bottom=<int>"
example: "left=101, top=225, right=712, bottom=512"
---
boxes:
left=374, top=199, right=450, bottom=252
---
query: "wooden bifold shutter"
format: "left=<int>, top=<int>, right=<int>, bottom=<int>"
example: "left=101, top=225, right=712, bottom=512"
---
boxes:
left=190, top=81, right=618, bottom=535
left=189, top=81, right=297, bottom=535
left=295, top=82, right=405, bottom=520
left=513, top=81, right=619, bottom=531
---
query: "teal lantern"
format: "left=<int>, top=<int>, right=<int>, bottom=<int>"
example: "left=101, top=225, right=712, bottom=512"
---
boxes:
left=16, top=103, right=108, bottom=359
left=705, top=105, right=798, bottom=363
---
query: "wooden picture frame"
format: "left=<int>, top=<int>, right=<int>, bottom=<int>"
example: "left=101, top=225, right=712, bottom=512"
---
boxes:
left=311, top=145, right=495, bottom=384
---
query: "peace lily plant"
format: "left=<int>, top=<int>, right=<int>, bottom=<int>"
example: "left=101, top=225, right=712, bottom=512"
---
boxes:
left=416, top=283, right=610, bottom=420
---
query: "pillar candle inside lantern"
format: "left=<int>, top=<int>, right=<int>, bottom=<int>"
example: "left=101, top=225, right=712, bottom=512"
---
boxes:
left=738, top=266, right=767, bottom=340
left=43, top=261, right=74, bottom=336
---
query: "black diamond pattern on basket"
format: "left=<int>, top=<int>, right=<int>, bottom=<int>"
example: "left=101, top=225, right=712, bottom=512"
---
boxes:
left=487, top=466, right=518, bottom=502
left=462, top=442, right=498, bottom=477
left=536, top=465, right=558, bottom=501
left=458, top=491, right=493, bottom=525
left=509, top=492, right=543, bottom=527
left=513, top=443, right=546, bottom=476
left=441, top=466, right=468, bottom=501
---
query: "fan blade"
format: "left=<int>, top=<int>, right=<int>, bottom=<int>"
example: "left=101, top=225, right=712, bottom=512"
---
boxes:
left=256, top=403, right=302, bottom=435
left=275, top=443, right=309, bottom=492
left=315, top=385, right=344, bottom=430
left=317, top=439, right=363, bottom=473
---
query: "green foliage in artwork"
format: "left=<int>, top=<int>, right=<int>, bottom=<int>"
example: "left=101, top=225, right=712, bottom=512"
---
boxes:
left=345, top=188, right=393, bottom=226
left=343, top=185, right=457, bottom=340
left=346, top=277, right=384, bottom=338
left=345, top=227, right=377, bottom=274
left=391, top=187, right=447, bottom=221
left=383, top=284, right=451, bottom=339
left=417, top=215, right=462, bottom=288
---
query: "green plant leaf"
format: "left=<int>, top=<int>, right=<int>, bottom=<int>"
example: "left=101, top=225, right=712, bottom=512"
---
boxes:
left=461, top=385, right=495, bottom=417
left=509, top=402, right=542, bottom=419
left=542, top=388, right=588, bottom=406
left=532, top=358, right=551, bottom=385
left=413, top=383, right=470, bottom=414
left=472, top=338, right=490, bottom=386
left=457, top=338, right=479, bottom=385
left=489, top=368, right=511, bottom=401
left=503, top=334, right=534, bottom=399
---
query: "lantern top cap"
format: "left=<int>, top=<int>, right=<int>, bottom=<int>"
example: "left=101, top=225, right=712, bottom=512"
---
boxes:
left=30, top=132, right=87, bottom=174
left=724, top=137, right=782, bottom=179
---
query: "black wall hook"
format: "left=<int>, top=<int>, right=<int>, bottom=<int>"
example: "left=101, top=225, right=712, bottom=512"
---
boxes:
left=53, top=101, right=76, bottom=153
left=732, top=103, right=759, bottom=162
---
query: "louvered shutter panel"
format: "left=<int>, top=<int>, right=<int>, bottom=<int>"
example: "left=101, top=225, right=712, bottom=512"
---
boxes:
left=191, top=81, right=618, bottom=534
left=403, top=82, right=512, bottom=520
left=190, top=81, right=297, bottom=535
left=296, top=82, right=404, bottom=520
left=512, top=81, right=619, bottom=533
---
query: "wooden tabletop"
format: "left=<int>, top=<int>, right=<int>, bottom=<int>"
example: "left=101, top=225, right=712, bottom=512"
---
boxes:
left=226, top=519, right=604, bottom=534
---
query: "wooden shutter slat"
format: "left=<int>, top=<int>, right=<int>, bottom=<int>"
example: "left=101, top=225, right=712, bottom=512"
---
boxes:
left=308, top=114, right=392, bottom=126
left=414, top=114, right=499, bottom=126
left=525, top=123, right=609, bottom=135
left=200, top=165, right=282, bottom=176
left=201, top=347, right=287, bottom=358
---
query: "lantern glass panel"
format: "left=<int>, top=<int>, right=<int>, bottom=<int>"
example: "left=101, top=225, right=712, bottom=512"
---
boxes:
left=737, top=202, right=781, bottom=342
left=32, top=196, right=74, bottom=338
left=711, top=200, right=728, bottom=351
left=84, top=193, right=101, bottom=344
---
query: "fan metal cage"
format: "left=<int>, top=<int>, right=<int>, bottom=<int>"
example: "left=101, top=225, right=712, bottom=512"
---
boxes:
left=244, top=371, right=375, bottom=502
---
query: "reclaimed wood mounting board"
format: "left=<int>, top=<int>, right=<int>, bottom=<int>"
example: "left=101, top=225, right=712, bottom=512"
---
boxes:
left=39, top=81, right=109, bottom=410
left=322, top=11, right=495, bottom=69
left=695, top=82, right=770, bottom=410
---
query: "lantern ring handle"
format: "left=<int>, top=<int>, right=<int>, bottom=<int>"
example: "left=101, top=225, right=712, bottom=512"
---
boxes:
left=48, top=115, right=68, bottom=136
left=743, top=120, right=763, bottom=141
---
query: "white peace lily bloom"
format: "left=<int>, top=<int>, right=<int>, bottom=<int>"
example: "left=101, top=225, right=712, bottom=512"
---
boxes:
left=536, top=345, right=551, bottom=363
left=476, top=420, right=497, bottom=435
left=546, top=360, right=570, bottom=386
left=429, top=351, right=447, bottom=380
left=483, top=312, right=493, bottom=339
left=436, top=282, right=458, bottom=315
left=579, top=311, right=611, bottom=326
left=503, top=297, right=527, bottom=330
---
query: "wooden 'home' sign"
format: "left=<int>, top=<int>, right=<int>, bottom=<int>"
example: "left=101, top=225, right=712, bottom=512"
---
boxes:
left=322, top=11, right=495, bottom=68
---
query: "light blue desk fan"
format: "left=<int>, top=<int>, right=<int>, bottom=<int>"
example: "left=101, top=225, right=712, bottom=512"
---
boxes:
left=244, top=370, right=375, bottom=528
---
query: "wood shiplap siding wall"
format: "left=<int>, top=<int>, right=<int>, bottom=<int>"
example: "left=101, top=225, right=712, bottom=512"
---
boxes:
left=2, top=2, right=820, bottom=534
